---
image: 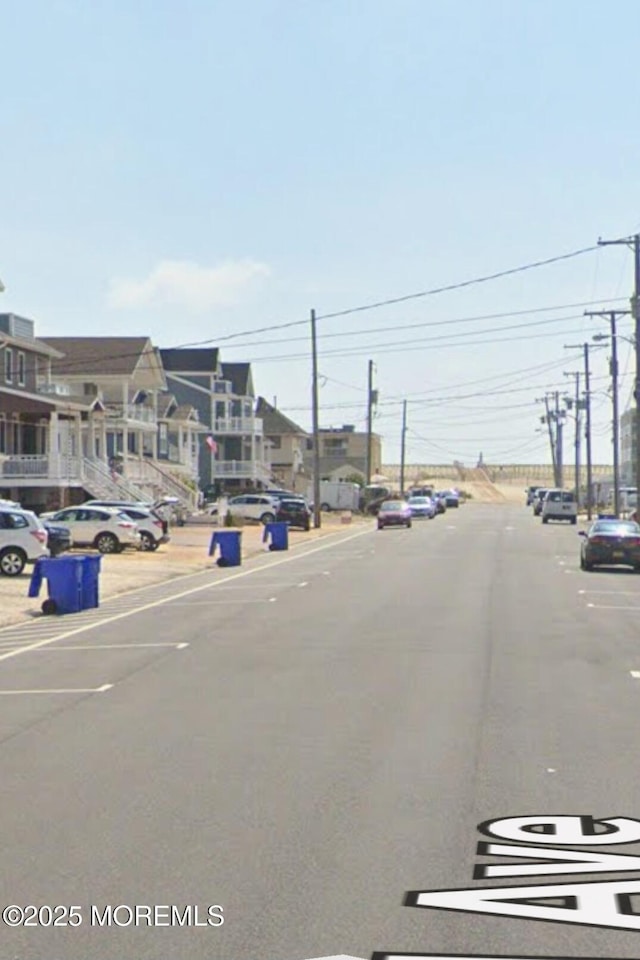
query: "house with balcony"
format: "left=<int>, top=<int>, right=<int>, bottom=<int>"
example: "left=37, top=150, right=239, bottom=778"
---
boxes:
left=255, top=397, right=309, bottom=492
left=0, top=314, right=112, bottom=512
left=303, top=424, right=382, bottom=482
left=160, top=349, right=271, bottom=494
left=41, top=336, right=202, bottom=507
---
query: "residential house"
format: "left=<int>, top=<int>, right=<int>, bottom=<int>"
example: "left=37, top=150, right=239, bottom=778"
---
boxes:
left=42, top=336, right=202, bottom=507
left=0, top=314, right=112, bottom=512
left=255, top=397, right=310, bottom=492
left=621, top=408, right=637, bottom=486
left=303, top=424, right=382, bottom=482
left=160, top=349, right=270, bottom=494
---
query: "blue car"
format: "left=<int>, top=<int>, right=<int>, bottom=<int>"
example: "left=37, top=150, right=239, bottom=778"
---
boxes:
left=407, top=496, right=436, bottom=519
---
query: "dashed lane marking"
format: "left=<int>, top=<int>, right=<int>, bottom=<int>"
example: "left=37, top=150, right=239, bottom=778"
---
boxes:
left=24, top=643, right=189, bottom=652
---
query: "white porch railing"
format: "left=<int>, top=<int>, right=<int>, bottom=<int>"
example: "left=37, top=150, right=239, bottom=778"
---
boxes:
left=213, top=417, right=263, bottom=435
left=104, top=403, right=157, bottom=426
left=213, top=459, right=273, bottom=483
left=0, top=454, right=81, bottom=480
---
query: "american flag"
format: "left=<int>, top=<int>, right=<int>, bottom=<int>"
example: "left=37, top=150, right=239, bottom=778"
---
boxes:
left=205, top=435, right=218, bottom=454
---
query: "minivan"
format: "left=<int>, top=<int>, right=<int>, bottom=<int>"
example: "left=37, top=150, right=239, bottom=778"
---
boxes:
left=541, top=489, right=577, bottom=524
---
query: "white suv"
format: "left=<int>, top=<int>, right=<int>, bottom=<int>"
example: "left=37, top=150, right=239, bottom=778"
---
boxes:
left=217, top=494, right=279, bottom=524
left=541, top=489, right=578, bottom=524
left=0, top=508, right=49, bottom=575
left=41, top=506, right=142, bottom=553
left=83, top=501, right=169, bottom=551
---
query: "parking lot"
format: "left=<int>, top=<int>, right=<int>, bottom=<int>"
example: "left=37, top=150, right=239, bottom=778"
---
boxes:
left=0, top=514, right=367, bottom=630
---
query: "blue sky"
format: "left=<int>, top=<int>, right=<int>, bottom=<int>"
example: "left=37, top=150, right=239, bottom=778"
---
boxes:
left=2, top=0, right=640, bottom=466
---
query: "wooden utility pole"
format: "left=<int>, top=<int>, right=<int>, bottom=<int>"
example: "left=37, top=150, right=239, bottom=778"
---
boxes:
left=399, top=400, right=407, bottom=496
left=366, top=359, right=374, bottom=485
left=310, top=308, right=321, bottom=528
left=598, top=235, right=640, bottom=511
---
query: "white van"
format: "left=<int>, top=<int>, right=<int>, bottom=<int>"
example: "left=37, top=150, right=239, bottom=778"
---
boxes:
left=541, top=489, right=577, bottom=524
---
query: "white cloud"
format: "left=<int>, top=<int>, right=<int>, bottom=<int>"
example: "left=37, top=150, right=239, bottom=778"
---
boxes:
left=108, top=258, right=271, bottom=312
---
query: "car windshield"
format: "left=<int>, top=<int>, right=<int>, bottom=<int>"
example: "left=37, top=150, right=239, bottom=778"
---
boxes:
left=381, top=501, right=404, bottom=511
left=409, top=497, right=430, bottom=503
left=590, top=521, right=640, bottom=536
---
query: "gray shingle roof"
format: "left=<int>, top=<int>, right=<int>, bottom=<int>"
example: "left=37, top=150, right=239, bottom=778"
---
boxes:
left=255, top=397, right=307, bottom=436
left=43, top=337, right=151, bottom=376
left=221, top=362, right=252, bottom=396
left=160, top=348, right=219, bottom=373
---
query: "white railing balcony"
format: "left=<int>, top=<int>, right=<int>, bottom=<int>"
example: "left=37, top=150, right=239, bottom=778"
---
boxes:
left=212, top=459, right=271, bottom=479
left=104, top=403, right=157, bottom=425
left=213, top=417, right=263, bottom=436
left=1, top=454, right=81, bottom=480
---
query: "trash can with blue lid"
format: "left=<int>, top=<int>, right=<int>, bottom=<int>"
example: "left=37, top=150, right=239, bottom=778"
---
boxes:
left=208, top=530, right=242, bottom=566
left=262, top=522, right=289, bottom=551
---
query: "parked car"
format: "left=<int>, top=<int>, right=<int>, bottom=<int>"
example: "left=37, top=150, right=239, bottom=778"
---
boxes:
left=407, top=496, right=436, bottom=519
left=83, top=501, right=169, bottom=550
left=526, top=485, right=541, bottom=506
left=443, top=489, right=460, bottom=508
left=533, top=488, right=549, bottom=516
left=41, top=506, right=142, bottom=553
left=275, top=498, right=312, bottom=531
left=579, top=519, right=640, bottom=571
left=541, top=489, right=577, bottom=524
left=42, top=521, right=73, bottom=557
left=377, top=500, right=412, bottom=530
left=0, top=507, right=49, bottom=575
left=433, top=492, right=447, bottom=514
left=215, top=494, right=279, bottom=524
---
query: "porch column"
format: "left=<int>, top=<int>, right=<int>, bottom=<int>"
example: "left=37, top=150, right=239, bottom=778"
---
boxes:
left=88, top=415, right=96, bottom=459
left=151, top=422, right=158, bottom=459
left=250, top=431, right=256, bottom=482
left=49, top=411, right=60, bottom=477
left=74, top=414, right=82, bottom=468
left=100, top=418, right=108, bottom=461
left=178, top=424, right=184, bottom=462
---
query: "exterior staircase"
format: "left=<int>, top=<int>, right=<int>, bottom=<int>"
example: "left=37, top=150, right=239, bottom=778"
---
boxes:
left=82, top=458, right=150, bottom=503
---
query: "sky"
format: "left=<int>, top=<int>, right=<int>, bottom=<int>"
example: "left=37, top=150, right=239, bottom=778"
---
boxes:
left=2, top=0, right=640, bottom=467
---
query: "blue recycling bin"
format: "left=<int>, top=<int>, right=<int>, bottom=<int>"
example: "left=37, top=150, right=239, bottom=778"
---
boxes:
left=80, top=555, right=101, bottom=609
left=28, top=555, right=102, bottom=615
left=208, top=530, right=242, bottom=567
left=263, top=522, right=289, bottom=551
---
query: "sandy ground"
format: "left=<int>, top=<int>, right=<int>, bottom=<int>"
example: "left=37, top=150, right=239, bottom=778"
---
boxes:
left=0, top=514, right=367, bottom=630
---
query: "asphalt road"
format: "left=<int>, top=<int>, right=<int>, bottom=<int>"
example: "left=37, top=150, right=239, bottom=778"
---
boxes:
left=1, top=504, right=640, bottom=960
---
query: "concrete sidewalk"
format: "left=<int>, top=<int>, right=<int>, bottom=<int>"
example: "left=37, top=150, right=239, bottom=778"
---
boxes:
left=0, top=515, right=369, bottom=629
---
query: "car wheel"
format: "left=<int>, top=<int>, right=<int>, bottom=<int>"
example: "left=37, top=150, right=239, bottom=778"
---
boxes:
left=260, top=512, right=275, bottom=524
left=95, top=532, right=119, bottom=554
left=407, top=521, right=412, bottom=528
left=542, top=517, right=548, bottom=524
left=571, top=517, right=577, bottom=525
left=320, top=502, right=331, bottom=512
left=584, top=560, right=594, bottom=571
left=304, top=523, right=311, bottom=531
left=0, top=547, right=26, bottom=576
left=139, top=531, right=156, bottom=551
left=377, top=524, right=384, bottom=530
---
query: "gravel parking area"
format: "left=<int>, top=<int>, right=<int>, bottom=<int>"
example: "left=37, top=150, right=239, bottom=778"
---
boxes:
left=0, top=514, right=368, bottom=629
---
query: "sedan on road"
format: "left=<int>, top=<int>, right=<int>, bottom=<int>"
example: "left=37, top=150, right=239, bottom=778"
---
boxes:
left=407, top=495, right=436, bottom=519
left=377, top=500, right=412, bottom=530
left=579, top=519, right=640, bottom=571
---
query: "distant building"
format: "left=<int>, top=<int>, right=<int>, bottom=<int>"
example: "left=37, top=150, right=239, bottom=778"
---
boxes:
left=621, top=408, right=637, bottom=485
left=303, top=424, right=382, bottom=480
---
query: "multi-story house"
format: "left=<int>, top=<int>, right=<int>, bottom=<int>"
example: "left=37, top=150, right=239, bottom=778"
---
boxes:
left=621, top=408, right=637, bottom=486
left=160, top=349, right=270, bottom=494
left=303, top=424, right=382, bottom=481
left=255, top=397, right=309, bottom=492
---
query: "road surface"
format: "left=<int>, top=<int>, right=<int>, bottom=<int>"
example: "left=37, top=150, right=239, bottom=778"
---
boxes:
left=0, top=504, right=639, bottom=960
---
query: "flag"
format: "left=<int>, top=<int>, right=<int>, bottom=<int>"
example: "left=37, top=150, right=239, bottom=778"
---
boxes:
left=206, top=435, right=218, bottom=454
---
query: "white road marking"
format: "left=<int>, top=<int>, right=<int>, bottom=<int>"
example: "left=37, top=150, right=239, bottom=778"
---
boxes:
left=557, top=560, right=566, bottom=566
left=298, top=581, right=309, bottom=588
left=579, top=588, right=640, bottom=595
left=587, top=603, right=640, bottom=610
left=0, top=527, right=371, bottom=665
left=0, top=683, right=113, bottom=695
left=25, top=643, right=189, bottom=652
left=162, top=599, right=276, bottom=605
left=630, top=671, right=640, bottom=678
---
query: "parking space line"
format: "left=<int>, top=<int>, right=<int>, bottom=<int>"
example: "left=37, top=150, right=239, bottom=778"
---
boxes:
left=0, top=683, right=113, bottom=695
left=25, top=643, right=189, bottom=651
left=586, top=603, right=640, bottom=610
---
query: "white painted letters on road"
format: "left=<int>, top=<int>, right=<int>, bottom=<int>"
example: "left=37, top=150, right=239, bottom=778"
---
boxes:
left=478, top=815, right=640, bottom=845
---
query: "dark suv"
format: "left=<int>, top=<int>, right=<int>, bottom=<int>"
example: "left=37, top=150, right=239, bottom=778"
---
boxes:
left=275, top=498, right=312, bottom=531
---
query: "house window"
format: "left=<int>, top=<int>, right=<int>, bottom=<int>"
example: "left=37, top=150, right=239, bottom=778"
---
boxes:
left=269, top=436, right=282, bottom=450
left=17, top=352, right=25, bottom=386
left=4, top=348, right=13, bottom=383
left=0, top=418, right=5, bottom=453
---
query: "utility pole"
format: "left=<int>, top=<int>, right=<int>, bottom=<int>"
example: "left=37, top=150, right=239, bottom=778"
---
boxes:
left=539, top=395, right=557, bottom=483
left=586, top=309, right=631, bottom=517
left=555, top=390, right=564, bottom=488
left=563, top=371, right=581, bottom=504
left=399, top=400, right=408, bottom=496
left=598, top=234, right=640, bottom=511
left=565, top=341, right=600, bottom=520
left=366, top=360, right=375, bottom=485
left=310, top=308, right=321, bottom=529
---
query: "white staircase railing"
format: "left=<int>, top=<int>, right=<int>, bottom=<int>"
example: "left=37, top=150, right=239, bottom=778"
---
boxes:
left=123, top=457, right=198, bottom=510
left=82, top=458, right=150, bottom=502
